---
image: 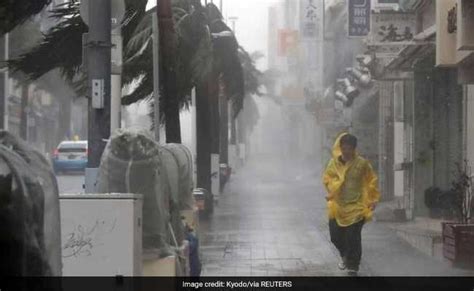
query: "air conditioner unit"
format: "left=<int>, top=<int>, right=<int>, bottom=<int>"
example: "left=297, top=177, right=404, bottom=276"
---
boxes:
left=372, top=0, right=400, bottom=12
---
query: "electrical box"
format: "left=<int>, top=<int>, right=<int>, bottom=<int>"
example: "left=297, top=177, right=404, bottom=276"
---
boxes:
left=60, top=193, right=143, bottom=276
left=92, top=79, right=105, bottom=109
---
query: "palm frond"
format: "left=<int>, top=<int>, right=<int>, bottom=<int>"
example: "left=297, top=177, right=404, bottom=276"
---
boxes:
left=8, top=14, right=86, bottom=82
left=125, top=13, right=152, bottom=57
left=123, top=40, right=153, bottom=86
left=239, top=47, right=264, bottom=96
left=0, top=0, right=52, bottom=34
left=122, top=73, right=153, bottom=105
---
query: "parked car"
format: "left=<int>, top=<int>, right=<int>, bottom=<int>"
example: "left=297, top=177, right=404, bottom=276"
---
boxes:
left=52, top=140, right=88, bottom=173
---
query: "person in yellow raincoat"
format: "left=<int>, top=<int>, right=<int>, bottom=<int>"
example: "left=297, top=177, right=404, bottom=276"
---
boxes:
left=322, top=132, right=380, bottom=275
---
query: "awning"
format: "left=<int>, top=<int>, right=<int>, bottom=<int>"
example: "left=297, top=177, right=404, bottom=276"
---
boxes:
left=385, top=25, right=436, bottom=71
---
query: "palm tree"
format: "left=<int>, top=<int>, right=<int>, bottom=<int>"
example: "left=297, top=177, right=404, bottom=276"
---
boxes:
left=118, top=0, right=248, bottom=195
left=8, top=0, right=261, bottom=196
left=158, top=0, right=180, bottom=143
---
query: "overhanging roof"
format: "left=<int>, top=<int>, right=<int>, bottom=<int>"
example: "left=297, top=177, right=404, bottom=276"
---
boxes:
left=385, top=25, right=436, bottom=71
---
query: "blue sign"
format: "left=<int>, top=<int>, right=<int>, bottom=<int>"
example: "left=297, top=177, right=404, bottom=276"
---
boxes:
left=348, top=0, right=371, bottom=37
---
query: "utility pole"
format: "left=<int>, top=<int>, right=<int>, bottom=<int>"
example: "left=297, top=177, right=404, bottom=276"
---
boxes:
left=152, top=10, right=160, bottom=143
left=110, top=32, right=122, bottom=134
left=85, top=0, right=111, bottom=193
left=0, top=33, right=9, bottom=130
left=20, top=84, right=29, bottom=140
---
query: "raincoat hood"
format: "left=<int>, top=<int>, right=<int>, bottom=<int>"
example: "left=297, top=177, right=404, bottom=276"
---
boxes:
left=331, top=131, right=358, bottom=160
left=332, top=132, right=346, bottom=159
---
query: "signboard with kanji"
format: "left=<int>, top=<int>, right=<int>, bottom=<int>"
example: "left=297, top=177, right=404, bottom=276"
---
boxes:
left=299, top=0, right=324, bottom=101
left=348, top=0, right=371, bottom=37
left=368, top=12, right=416, bottom=45
left=365, top=11, right=417, bottom=61
left=300, top=0, right=323, bottom=40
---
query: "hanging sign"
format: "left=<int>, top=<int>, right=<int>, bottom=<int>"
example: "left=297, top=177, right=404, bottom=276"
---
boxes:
left=348, top=0, right=371, bottom=37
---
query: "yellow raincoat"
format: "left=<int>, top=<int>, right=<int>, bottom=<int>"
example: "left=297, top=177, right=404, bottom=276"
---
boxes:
left=322, top=132, right=380, bottom=227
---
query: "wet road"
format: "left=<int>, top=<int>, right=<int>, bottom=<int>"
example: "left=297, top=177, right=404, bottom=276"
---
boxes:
left=199, top=155, right=474, bottom=277
left=52, top=154, right=474, bottom=276
left=57, top=173, right=84, bottom=193
left=199, top=156, right=342, bottom=276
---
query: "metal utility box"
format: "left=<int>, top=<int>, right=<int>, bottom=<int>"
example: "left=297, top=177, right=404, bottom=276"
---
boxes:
left=60, top=193, right=143, bottom=276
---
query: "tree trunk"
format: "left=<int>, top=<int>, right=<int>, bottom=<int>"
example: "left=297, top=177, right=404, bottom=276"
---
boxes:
left=196, top=81, right=212, bottom=193
left=158, top=0, right=181, bottom=144
left=230, top=103, right=237, bottom=144
left=219, top=94, right=229, bottom=165
left=237, top=109, right=246, bottom=162
left=20, top=83, right=28, bottom=140
left=210, top=71, right=220, bottom=155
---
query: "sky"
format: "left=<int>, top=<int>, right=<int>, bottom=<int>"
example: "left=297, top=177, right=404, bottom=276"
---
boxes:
left=220, top=0, right=282, bottom=70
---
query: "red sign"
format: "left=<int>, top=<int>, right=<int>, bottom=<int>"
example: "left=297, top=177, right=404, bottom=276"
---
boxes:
left=278, top=30, right=299, bottom=56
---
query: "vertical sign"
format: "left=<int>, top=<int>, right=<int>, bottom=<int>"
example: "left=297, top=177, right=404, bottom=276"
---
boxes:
left=300, top=0, right=323, bottom=40
left=300, top=0, right=324, bottom=94
left=348, top=0, right=371, bottom=37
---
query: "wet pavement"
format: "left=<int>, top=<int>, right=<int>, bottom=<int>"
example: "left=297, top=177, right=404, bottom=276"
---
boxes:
left=57, top=173, right=84, bottom=193
left=199, top=156, right=344, bottom=276
left=199, top=155, right=474, bottom=277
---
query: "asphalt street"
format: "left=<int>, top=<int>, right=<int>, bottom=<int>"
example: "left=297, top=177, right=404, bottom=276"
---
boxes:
left=57, top=173, right=84, bottom=194
left=54, top=155, right=474, bottom=276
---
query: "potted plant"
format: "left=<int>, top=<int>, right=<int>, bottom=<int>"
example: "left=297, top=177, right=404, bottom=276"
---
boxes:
left=442, top=160, right=474, bottom=269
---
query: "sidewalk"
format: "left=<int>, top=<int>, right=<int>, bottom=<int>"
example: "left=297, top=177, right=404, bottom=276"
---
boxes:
left=199, top=156, right=474, bottom=276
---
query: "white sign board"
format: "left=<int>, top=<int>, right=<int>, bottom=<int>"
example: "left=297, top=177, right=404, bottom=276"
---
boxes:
left=368, top=11, right=416, bottom=62
left=60, top=194, right=143, bottom=276
left=300, top=0, right=324, bottom=93
left=300, top=0, right=324, bottom=40
left=369, top=12, right=416, bottom=45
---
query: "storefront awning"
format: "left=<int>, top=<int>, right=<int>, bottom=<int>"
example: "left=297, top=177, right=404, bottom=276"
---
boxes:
left=385, top=25, right=436, bottom=71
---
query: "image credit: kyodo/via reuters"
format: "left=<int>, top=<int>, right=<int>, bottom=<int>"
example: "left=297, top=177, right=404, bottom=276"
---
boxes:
left=182, top=280, right=293, bottom=289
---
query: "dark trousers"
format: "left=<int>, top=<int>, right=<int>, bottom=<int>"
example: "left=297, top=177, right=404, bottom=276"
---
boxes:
left=329, top=219, right=364, bottom=270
